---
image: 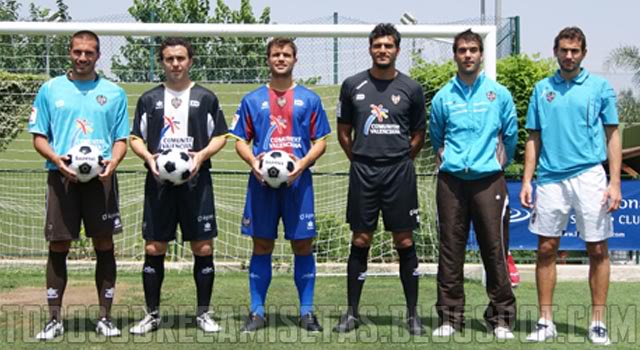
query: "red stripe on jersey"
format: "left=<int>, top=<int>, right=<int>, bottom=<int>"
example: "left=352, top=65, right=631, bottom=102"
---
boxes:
left=310, top=111, right=317, bottom=140
left=268, top=88, right=294, bottom=155
left=244, top=112, right=254, bottom=141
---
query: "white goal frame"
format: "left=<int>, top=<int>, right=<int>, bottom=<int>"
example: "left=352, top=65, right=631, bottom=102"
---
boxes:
left=0, top=22, right=498, bottom=79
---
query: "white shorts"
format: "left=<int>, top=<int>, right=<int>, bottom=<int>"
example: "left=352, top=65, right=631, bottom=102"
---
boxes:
left=529, top=165, right=613, bottom=242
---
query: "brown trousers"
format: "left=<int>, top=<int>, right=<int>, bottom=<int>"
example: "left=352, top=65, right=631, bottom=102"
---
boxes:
left=435, top=171, right=516, bottom=329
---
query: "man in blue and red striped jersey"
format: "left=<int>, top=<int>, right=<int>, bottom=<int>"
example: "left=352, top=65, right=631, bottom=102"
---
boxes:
left=230, top=37, right=331, bottom=333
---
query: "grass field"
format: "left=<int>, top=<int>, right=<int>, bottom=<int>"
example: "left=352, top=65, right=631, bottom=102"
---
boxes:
left=0, top=268, right=638, bottom=349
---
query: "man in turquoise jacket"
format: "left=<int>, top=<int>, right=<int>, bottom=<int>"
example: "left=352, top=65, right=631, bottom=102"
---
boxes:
left=429, top=29, right=518, bottom=339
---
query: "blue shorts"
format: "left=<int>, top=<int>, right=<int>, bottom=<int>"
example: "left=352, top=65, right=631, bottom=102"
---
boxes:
left=241, top=170, right=316, bottom=240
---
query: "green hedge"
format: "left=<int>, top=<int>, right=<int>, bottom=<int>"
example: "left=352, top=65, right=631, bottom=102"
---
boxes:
left=0, top=70, right=45, bottom=152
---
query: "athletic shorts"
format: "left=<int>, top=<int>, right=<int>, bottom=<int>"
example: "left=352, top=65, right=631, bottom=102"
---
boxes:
left=529, top=164, right=613, bottom=242
left=347, top=158, right=419, bottom=232
left=142, top=168, right=217, bottom=242
left=44, top=170, right=122, bottom=241
left=241, top=169, right=316, bottom=241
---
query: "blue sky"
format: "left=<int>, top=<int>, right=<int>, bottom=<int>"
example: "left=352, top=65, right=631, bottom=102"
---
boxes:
left=25, top=0, right=640, bottom=90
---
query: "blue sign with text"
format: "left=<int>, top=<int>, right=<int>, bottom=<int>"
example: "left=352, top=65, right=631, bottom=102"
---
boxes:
left=466, top=180, right=640, bottom=251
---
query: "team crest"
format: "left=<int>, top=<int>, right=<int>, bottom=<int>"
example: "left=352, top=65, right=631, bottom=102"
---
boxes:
left=546, top=91, right=556, bottom=103
left=96, top=95, right=107, bottom=106
left=391, top=94, right=401, bottom=105
left=276, top=96, right=287, bottom=107
left=171, top=97, right=182, bottom=109
left=486, top=91, right=496, bottom=102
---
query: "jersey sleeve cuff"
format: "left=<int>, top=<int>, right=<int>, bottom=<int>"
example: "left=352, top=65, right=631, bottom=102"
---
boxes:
left=312, top=134, right=331, bottom=143
left=227, top=134, right=247, bottom=142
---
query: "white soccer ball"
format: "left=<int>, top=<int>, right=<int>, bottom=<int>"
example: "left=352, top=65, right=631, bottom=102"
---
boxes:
left=66, top=144, right=104, bottom=183
left=260, top=150, right=295, bottom=189
left=156, top=149, right=193, bottom=185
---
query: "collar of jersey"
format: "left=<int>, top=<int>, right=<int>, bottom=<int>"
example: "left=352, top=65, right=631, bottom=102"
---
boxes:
left=66, top=70, right=100, bottom=91
left=552, top=67, right=589, bottom=85
left=453, top=72, right=485, bottom=96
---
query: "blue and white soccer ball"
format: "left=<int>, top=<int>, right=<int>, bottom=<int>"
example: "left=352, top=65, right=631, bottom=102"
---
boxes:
left=156, top=149, right=193, bottom=185
left=260, top=150, right=295, bottom=189
left=66, top=143, right=104, bottom=183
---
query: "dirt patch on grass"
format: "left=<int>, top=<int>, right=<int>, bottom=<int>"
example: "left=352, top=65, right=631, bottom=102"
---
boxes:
left=0, top=281, right=128, bottom=307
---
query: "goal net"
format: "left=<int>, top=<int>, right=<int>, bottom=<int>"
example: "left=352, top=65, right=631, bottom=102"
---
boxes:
left=0, top=22, right=499, bottom=267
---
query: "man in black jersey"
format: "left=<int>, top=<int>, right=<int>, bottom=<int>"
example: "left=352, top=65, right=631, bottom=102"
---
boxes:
left=334, top=23, right=426, bottom=335
left=129, top=38, right=228, bottom=334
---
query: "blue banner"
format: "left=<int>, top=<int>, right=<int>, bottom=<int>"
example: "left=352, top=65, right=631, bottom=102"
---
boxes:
left=466, top=180, right=640, bottom=251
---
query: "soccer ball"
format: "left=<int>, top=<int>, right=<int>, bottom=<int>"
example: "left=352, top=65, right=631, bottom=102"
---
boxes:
left=66, top=144, right=104, bottom=183
left=260, top=150, right=295, bottom=189
left=156, top=149, right=192, bottom=185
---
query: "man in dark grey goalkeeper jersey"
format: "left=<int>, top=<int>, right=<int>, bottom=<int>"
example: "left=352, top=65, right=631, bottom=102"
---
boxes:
left=333, top=23, right=426, bottom=335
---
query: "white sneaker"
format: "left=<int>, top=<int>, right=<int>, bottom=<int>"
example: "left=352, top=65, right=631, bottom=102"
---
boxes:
left=96, top=317, right=121, bottom=337
left=129, top=311, right=160, bottom=335
left=526, top=319, right=557, bottom=342
left=35, top=318, right=64, bottom=340
left=196, top=312, right=221, bottom=333
left=432, top=324, right=456, bottom=337
left=494, top=326, right=515, bottom=340
left=588, top=322, right=611, bottom=346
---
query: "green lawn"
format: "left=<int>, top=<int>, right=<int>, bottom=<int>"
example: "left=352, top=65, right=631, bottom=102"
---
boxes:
left=0, top=268, right=638, bottom=349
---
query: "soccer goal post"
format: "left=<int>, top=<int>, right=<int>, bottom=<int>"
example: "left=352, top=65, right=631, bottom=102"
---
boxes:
left=0, top=22, right=497, bottom=269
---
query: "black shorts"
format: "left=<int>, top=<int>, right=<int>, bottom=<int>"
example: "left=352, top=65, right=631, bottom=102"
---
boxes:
left=44, top=171, right=122, bottom=241
left=142, top=168, right=218, bottom=242
left=347, top=158, right=419, bottom=232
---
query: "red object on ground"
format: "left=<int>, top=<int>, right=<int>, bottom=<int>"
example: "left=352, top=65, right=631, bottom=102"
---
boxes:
left=507, top=252, right=520, bottom=288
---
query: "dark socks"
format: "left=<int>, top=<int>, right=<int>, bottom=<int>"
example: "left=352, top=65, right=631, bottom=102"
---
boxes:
left=46, top=250, right=68, bottom=320
left=397, top=244, right=419, bottom=317
left=193, top=254, right=215, bottom=316
left=346, top=245, right=369, bottom=317
left=95, top=248, right=117, bottom=319
left=142, top=254, right=165, bottom=314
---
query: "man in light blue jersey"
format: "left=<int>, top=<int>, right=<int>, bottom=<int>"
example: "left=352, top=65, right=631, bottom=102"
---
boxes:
left=28, top=30, right=129, bottom=340
left=520, top=27, right=621, bottom=346
left=430, top=29, right=518, bottom=340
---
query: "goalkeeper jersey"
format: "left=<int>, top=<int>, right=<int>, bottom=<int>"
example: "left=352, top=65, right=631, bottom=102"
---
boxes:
left=28, top=74, right=129, bottom=170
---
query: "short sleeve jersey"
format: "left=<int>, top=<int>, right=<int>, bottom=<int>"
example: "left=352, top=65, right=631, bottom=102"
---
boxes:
left=337, top=70, right=426, bottom=163
left=525, top=69, right=619, bottom=184
left=230, top=85, right=331, bottom=159
left=28, top=74, right=129, bottom=170
left=131, top=84, right=228, bottom=170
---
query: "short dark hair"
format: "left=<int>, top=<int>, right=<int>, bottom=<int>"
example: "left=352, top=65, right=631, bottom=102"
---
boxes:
left=453, top=29, right=483, bottom=53
left=369, top=23, right=401, bottom=47
left=554, top=27, right=587, bottom=51
left=159, top=37, right=194, bottom=61
left=70, top=30, right=100, bottom=53
left=266, top=37, right=297, bottom=58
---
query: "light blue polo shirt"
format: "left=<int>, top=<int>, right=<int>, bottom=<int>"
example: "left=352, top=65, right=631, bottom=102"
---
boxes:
left=430, top=73, right=518, bottom=180
left=525, top=68, right=618, bottom=184
left=28, top=74, right=130, bottom=170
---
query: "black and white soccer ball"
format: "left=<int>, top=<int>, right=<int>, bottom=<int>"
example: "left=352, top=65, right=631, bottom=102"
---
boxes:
left=260, top=150, right=295, bottom=189
left=66, top=144, right=104, bottom=183
left=156, top=149, right=193, bottom=185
